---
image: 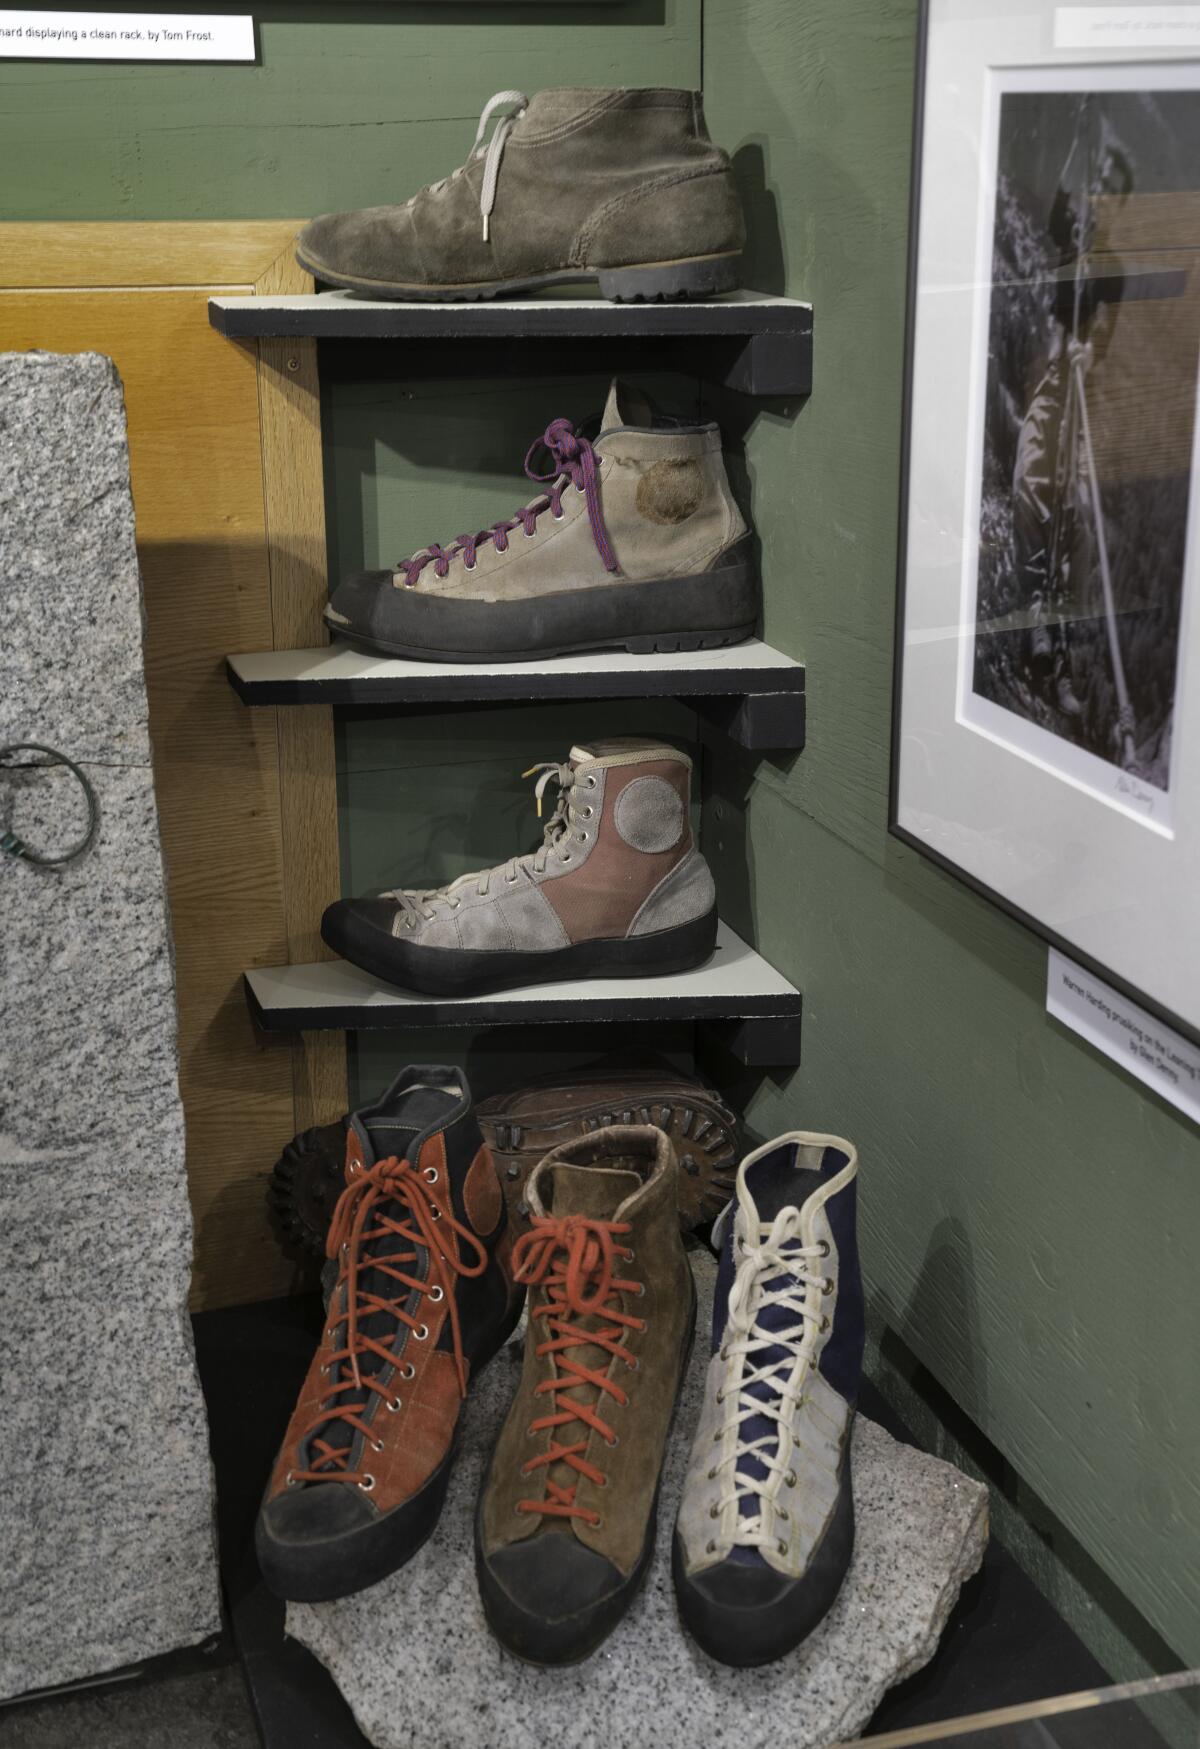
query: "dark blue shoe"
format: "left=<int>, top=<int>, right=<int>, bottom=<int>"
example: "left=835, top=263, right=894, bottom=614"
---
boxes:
left=673, top=1131, right=863, bottom=1666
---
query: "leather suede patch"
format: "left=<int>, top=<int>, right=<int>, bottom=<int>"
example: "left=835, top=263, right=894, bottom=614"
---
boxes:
left=635, top=457, right=704, bottom=525
left=464, top=1144, right=503, bottom=1236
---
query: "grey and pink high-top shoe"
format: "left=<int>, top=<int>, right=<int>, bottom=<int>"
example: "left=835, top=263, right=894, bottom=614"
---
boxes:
left=673, top=1132, right=863, bottom=1667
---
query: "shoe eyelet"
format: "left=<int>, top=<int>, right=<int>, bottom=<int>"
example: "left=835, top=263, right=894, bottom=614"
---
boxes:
left=713, top=1431, right=721, bottom=1444
left=552, top=509, right=565, bottom=522
left=778, top=1507, right=789, bottom=1522
left=627, top=1356, right=640, bottom=1371
left=707, top=1467, right=717, bottom=1480
left=777, top=1539, right=787, bottom=1556
left=359, top=1475, right=376, bottom=1493
left=523, top=526, right=536, bottom=539
left=560, top=854, right=571, bottom=863
left=372, top=1439, right=385, bottom=1454
left=823, top=1279, right=834, bottom=1295
left=424, top=1166, right=439, bottom=1183
left=818, top=1241, right=831, bottom=1257
left=606, top=1434, right=619, bottom=1449
left=428, top=1284, right=445, bottom=1303
left=430, top=1206, right=441, bottom=1220
left=786, top=1470, right=797, bottom=1487
left=706, top=1540, right=717, bottom=1554
left=578, top=831, right=589, bottom=843
left=527, top=1423, right=538, bottom=1438
left=505, top=873, right=518, bottom=884
left=709, top=1504, right=719, bottom=1519
left=386, top=1397, right=402, bottom=1412
left=820, top=1317, right=831, bottom=1333
left=285, top=1470, right=295, bottom=1487
left=465, top=560, right=476, bottom=572
left=716, top=1391, right=725, bottom=1405
left=414, top=1324, right=429, bottom=1341
left=402, top=1363, right=417, bottom=1380
left=583, top=806, right=594, bottom=818
left=585, top=775, right=597, bottom=789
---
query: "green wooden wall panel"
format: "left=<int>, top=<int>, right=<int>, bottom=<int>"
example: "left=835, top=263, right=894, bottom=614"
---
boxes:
left=701, top=0, right=1200, bottom=1673
left=0, top=1, right=699, bottom=220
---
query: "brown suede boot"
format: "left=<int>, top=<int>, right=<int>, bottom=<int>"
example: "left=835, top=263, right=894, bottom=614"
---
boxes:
left=474, top=1126, right=695, bottom=1664
left=477, top=1053, right=739, bottom=1233
left=324, top=381, right=756, bottom=664
left=296, top=88, right=745, bottom=302
left=321, top=736, right=717, bottom=996
left=256, top=1066, right=522, bottom=1602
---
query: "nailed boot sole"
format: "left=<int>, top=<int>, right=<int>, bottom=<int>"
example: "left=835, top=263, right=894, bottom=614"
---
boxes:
left=321, top=905, right=719, bottom=999
left=474, top=1275, right=698, bottom=1666
left=479, top=1076, right=739, bottom=1234
left=295, top=247, right=743, bottom=304
left=326, top=540, right=759, bottom=664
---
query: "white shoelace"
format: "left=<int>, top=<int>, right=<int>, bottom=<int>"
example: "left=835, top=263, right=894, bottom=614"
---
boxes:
left=384, top=760, right=596, bottom=929
left=710, top=1205, right=829, bottom=1551
left=406, top=90, right=529, bottom=242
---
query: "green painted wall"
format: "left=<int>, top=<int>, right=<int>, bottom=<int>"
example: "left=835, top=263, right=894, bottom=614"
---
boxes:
left=7, top=0, right=1197, bottom=1689
left=701, top=0, right=1200, bottom=1677
left=1, top=1, right=698, bottom=220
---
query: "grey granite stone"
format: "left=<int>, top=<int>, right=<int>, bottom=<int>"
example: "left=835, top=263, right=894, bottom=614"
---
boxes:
left=290, top=1251, right=989, bottom=1749
left=0, top=352, right=221, bottom=1700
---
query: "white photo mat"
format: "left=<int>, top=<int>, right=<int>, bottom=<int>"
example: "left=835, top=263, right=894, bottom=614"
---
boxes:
left=893, top=0, right=1200, bottom=1036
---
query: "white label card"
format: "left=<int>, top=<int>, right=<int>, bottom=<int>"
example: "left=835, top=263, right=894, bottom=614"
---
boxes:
left=1047, top=949, right=1200, bottom=1124
left=0, top=9, right=254, bottom=60
left=1055, top=5, right=1200, bottom=48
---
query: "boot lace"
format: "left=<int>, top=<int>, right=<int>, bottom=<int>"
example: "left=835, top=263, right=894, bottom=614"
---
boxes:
left=398, top=417, right=618, bottom=590
left=405, top=88, right=529, bottom=242
left=289, top=1154, right=488, bottom=1487
left=710, top=1206, right=830, bottom=1552
left=385, top=758, right=597, bottom=930
left=510, top=1214, right=646, bottom=1525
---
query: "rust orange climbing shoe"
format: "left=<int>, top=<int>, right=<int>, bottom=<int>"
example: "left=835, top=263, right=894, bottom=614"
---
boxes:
left=474, top=1125, right=694, bottom=1664
left=256, top=1066, right=522, bottom=1602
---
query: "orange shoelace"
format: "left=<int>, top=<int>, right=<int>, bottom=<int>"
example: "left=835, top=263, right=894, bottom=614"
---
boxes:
left=511, top=1213, right=646, bottom=1525
left=291, top=1154, right=488, bottom=1485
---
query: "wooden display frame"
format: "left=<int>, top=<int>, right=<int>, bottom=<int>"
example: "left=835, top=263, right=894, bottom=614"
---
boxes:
left=0, top=222, right=347, bottom=1309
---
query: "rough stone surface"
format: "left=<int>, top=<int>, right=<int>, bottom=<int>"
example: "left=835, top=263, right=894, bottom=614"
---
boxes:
left=0, top=352, right=221, bottom=1700
left=290, top=1251, right=989, bottom=1749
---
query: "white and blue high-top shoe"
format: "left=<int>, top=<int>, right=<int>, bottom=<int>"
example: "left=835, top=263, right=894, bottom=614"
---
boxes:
left=672, top=1132, right=862, bottom=1666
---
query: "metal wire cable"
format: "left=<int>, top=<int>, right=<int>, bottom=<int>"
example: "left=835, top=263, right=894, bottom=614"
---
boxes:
left=0, top=743, right=99, bottom=868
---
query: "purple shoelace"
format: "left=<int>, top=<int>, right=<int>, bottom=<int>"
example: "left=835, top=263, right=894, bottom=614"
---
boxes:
left=398, top=417, right=618, bottom=588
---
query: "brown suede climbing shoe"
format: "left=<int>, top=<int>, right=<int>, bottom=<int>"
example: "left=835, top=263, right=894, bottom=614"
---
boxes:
left=321, top=736, right=717, bottom=997
left=475, top=1126, right=695, bottom=1664
left=256, top=1066, right=522, bottom=1602
left=297, top=88, right=744, bottom=302
left=323, top=380, right=756, bottom=664
left=477, top=1055, right=739, bottom=1233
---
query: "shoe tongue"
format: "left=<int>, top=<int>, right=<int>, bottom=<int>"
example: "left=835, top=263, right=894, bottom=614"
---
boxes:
left=599, top=377, right=655, bottom=436
left=544, top=1161, right=641, bottom=1221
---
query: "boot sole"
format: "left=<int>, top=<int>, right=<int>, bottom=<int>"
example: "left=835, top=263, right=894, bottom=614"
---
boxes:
left=320, top=905, right=719, bottom=999
left=295, top=247, right=743, bottom=303
left=327, top=538, right=759, bottom=664
left=255, top=1290, right=524, bottom=1603
left=474, top=1276, right=698, bottom=1665
left=480, top=1084, right=739, bottom=1234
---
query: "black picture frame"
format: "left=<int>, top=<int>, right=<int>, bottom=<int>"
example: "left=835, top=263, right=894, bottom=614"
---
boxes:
left=887, top=0, right=1200, bottom=1049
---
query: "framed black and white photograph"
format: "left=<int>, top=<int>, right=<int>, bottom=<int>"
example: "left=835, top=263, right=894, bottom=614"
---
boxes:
left=893, top=0, right=1200, bottom=1038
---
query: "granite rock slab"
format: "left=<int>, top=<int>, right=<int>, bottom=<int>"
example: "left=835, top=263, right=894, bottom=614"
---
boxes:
left=289, top=1251, right=989, bottom=1749
left=0, top=352, right=221, bottom=1699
